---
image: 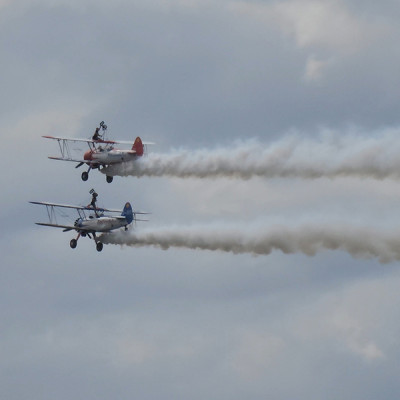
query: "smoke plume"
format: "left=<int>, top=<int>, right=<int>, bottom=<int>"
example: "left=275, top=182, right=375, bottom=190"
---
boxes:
left=100, top=224, right=400, bottom=263
left=102, top=133, right=400, bottom=180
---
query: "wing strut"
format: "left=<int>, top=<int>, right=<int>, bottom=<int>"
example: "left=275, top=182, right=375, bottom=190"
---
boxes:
left=57, top=138, right=72, bottom=160
left=46, top=204, right=57, bottom=225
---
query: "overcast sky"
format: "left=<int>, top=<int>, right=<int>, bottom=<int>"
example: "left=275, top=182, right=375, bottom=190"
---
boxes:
left=2, top=0, right=400, bottom=399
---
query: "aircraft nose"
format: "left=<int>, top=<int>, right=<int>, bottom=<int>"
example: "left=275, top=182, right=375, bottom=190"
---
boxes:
left=84, top=150, right=93, bottom=161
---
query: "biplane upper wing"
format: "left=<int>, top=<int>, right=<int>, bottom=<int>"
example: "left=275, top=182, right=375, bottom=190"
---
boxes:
left=43, top=135, right=155, bottom=145
left=29, top=201, right=128, bottom=213
left=30, top=201, right=88, bottom=210
left=43, top=135, right=116, bottom=144
left=103, top=209, right=151, bottom=214
left=93, top=139, right=155, bottom=145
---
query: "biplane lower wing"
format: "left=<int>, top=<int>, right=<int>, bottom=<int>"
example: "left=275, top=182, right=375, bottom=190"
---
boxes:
left=35, top=222, right=96, bottom=233
left=36, top=222, right=77, bottom=232
left=48, top=156, right=86, bottom=163
left=48, top=156, right=133, bottom=167
left=48, top=156, right=111, bottom=169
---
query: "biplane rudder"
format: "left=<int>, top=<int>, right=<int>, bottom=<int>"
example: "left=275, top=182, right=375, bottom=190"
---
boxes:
left=122, top=202, right=134, bottom=224
left=132, top=137, right=144, bottom=156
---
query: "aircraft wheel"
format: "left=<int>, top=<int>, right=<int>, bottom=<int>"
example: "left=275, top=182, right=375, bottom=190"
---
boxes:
left=81, top=171, right=89, bottom=181
left=106, top=175, right=113, bottom=183
left=96, top=242, right=103, bottom=252
left=70, top=239, right=77, bottom=249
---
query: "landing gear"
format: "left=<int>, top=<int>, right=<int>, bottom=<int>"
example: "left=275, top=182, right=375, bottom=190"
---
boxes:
left=70, top=232, right=81, bottom=249
left=81, top=166, right=92, bottom=182
left=106, top=175, right=113, bottom=183
left=81, top=171, right=89, bottom=181
left=69, top=232, right=103, bottom=252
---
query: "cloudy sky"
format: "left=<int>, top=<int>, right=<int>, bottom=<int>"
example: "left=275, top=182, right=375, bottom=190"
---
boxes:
left=2, top=0, right=400, bottom=398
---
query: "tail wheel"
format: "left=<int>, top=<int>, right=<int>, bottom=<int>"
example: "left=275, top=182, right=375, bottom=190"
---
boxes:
left=81, top=171, right=89, bottom=181
left=106, top=175, right=113, bottom=183
left=70, top=239, right=77, bottom=249
left=96, top=242, right=103, bottom=252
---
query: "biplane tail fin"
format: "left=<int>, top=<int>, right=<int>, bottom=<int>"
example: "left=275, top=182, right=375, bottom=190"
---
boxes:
left=121, top=202, right=134, bottom=224
left=132, top=137, right=144, bottom=156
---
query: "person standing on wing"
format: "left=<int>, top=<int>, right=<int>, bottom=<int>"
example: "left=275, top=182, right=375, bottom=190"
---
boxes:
left=92, top=121, right=107, bottom=141
left=92, top=127, right=101, bottom=141
left=88, top=189, right=100, bottom=217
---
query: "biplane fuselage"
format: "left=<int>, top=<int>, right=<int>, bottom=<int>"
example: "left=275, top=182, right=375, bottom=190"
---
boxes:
left=77, top=215, right=129, bottom=232
left=83, top=148, right=137, bottom=165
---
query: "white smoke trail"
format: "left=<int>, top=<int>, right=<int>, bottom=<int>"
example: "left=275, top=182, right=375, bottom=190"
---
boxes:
left=102, top=132, right=400, bottom=180
left=100, top=224, right=400, bottom=263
